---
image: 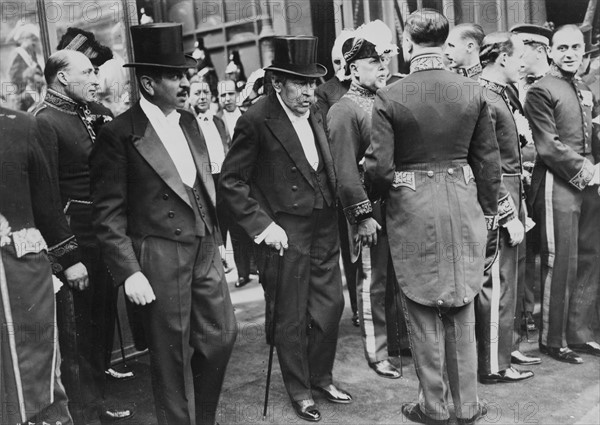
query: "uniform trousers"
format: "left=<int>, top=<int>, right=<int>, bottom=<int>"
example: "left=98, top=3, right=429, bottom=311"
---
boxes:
left=1, top=246, right=73, bottom=425
left=337, top=206, right=359, bottom=315
left=357, top=205, right=407, bottom=363
left=477, top=176, right=523, bottom=374
left=260, top=206, right=344, bottom=402
left=534, top=171, right=600, bottom=348
left=56, top=210, right=116, bottom=425
left=137, top=232, right=237, bottom=425
left=400, top=293, right=479, bottom=421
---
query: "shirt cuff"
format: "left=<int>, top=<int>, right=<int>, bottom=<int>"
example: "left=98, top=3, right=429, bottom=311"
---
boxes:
left=254, top=222, right=276, bottom=245
left=498, top=194, right=516, bottom=227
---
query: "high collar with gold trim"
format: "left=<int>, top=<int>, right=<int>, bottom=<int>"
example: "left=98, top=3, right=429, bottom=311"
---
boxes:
left=348, top=81, right=376, bottom=98
left=548, top=63, right=576, bottom=81
left=409, top=54, right=446, bottom=74
left=458, top=63, right=482, bottom=79
left=43, top=88, right=83, bottom=115
left=478, top=78, right=506, bottom=95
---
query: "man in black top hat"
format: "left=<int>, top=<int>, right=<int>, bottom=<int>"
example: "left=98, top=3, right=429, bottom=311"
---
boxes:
left=90, top=23, right=237, bottom=425
left=219, top=36, right=351, bottom=422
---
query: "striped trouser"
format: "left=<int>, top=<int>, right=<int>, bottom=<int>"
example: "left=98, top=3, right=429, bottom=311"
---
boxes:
left=534, top=171, right=600, bottom=348
left=358, top=232, right=391, bottom=363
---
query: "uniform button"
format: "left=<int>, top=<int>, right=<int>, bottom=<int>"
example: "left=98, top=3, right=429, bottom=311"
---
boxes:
left=201, top=213, right=206, bottom=218
left=427, top=171, right=434, bottom=178
left=163, top=194, right=169, bottom=200
left=291, top=167, right=297, bottom=172
left=447, top=168, right=454, bottom=175
left=292, top=203, right=299, bottom=209
left=174, top=228, right=182, bottom=236
left=585, top=132, right=589, bottom=138
left=437, top=300, right=443, bottom=305
left=291, top=185, right=298, bottom=191
left=463, top=297, right=469, bottom=303
left=168, top=211, right=175, bottom=218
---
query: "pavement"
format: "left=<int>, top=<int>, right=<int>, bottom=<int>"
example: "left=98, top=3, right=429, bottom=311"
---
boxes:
left=103, top=260, right=600, bottom=425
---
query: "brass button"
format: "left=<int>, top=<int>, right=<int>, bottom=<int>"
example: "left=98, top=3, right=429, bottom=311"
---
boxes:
left=585, top=132, right=589, bottom=138
left=291, top=166, right=297, bottom=172
left=427, top=171, right=434, bottom=178
left=174, top=228, right=182, bottom=236
left=463, top=297, right=469, bottom=303
left=447, top=168, right=454, bottom=175
left=168, top=211, right=175, bottom=218
left=163, top=194, right=169, bottom=200
left=292, top=185, right=298, bottom=191
left=292, top=203, right=299, bottom=209
left=437, top=300, right=443, bottom=305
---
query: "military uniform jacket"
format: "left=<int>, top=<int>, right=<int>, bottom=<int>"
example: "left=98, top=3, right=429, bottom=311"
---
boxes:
left=524, top=65, right=599, bottom=199
left=365, top=54, right=501, bottom=308
left=1, top=107, right=80, bottom=422
left=480, top=79, right=523, bottom=225
left=327, top=82, right=375, bottom=224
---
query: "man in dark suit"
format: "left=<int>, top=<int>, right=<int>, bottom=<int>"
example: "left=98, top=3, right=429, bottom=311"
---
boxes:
left=219, top=36, right=351, bottom=422
left=366, top=9, right=501, bottom=425
left=90, top=24, right=237, bottom=425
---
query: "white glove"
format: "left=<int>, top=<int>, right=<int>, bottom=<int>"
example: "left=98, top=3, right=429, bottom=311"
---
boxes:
left=503, top=218, right=525, bottom=246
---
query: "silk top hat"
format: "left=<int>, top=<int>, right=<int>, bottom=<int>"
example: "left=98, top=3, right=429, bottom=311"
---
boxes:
left=510, top=24, right=552, bottom=46
left=265, top=36, right=327, bottom=78
left=124, top=23, right=197, bottom=69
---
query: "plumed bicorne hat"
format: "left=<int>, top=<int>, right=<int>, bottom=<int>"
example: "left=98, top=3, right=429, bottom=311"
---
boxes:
left=342, top=20, right=398, bottom=75
left=57, top=27, right=113, bottom=67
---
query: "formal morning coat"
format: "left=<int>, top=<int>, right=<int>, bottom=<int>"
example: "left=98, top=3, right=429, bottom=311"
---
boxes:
left=90, top=102, right=219, bottom=285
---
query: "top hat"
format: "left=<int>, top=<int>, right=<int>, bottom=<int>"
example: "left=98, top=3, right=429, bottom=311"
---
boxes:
left=57, top=27, right=113, bottom=67
left=265, top=36, right=327, bottom=78
left=124, top=23, right=197, bottom=69
left=580, top=25, right=600, bottom=56
left=510, top=24, right=552, bottom=46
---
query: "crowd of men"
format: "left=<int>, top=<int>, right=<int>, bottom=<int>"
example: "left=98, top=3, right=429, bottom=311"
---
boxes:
left=1, top=6, right=599, bottom=425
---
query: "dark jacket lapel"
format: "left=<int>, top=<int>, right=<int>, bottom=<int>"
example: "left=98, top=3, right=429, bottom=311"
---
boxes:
left=130, top=103, right=192, bottom=208
left=212, top=115, right=231, bottom=155
left=264, top=94, right=316, bottom=188
left=309, top=110, right=337, bottom=192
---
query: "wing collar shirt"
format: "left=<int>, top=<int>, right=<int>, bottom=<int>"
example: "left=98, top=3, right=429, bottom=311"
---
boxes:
left=221, top=108, right=242, bottom=138
left=139, top=95, right=197, bottom=187
left=196, top=111, right=226, bottom=174
left=276, top=93, right=319, bottom=170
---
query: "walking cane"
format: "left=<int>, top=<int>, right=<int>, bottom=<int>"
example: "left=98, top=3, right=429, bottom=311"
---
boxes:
left=263, top=248, right=285, bottom=420
left=115, top=300, right=128, bottom=366
left=390, top=259, right=403, bottom=377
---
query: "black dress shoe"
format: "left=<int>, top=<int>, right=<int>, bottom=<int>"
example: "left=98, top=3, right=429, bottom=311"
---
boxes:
left=351, top=312, right=360, bottom=327
left=569, top=342, right=600, bottom=357
left=292, top=400, right=321, bottom=422
left=100, top=407, right=135, bottom=422
left=479, top=366, right=534, bottom=384
left=400, top=403, right=449, bottom=425
left=312, top=384, right=352, bottom=404
left=511, top=350, right=542, bottom=365
left=540, top=344, right=583, bottom=364
left=369, top=359, right=401, bottom=379
left=235, top=276, right=251, bottom=288
left=457, top=404, right=487, bottom=424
